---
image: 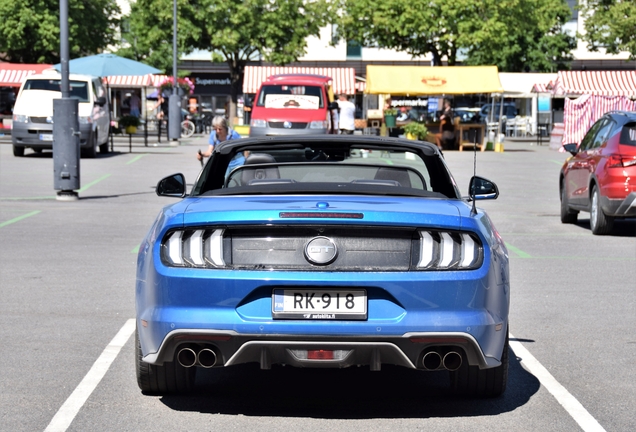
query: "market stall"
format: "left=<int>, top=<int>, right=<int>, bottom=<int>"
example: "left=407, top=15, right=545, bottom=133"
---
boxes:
left=552, top=70, right=636, bottom=147
left=499, top=72, right=557, bottom=136
left=365, top=65, right=504, bottom=149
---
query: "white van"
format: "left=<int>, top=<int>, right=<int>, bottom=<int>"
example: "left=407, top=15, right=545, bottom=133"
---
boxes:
left=11, top=71, right=110, bottom=157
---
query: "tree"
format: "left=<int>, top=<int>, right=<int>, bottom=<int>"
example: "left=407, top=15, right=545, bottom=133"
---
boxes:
left=337, top=0, right=575, bottom=72
left=0, top=0, right=120, bottom=64
left=119, top=0, right=333, bottom=125
left=460, top=0, right=575, bottom=72
left=337, top=0, right=468, bottom=66
left=579, top=0, right=636, bottom=59
left=117, top=0, right=207, bottom=74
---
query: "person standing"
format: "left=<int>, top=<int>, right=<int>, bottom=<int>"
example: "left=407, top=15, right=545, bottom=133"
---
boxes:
left=435, top=99, right=455, bottom=150
left=337, top=94, right=356, bottom=135
left=129, top=92, right=141, bottom=117
left=196, top=116, right=241, bottom=161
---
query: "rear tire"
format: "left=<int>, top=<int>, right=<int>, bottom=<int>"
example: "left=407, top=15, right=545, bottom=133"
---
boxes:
left=590, top=185, right=613, bottom=235
left=13, top=145, right=25, bottom=157
left=560, top=182, right=578, bottom=224
left=135, top=328, right=196, bottom=394
left=451, top=329, right=508, bottom=397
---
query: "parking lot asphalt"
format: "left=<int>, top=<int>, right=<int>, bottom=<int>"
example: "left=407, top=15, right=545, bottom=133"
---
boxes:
left=0, top=133, right=634, bottom=432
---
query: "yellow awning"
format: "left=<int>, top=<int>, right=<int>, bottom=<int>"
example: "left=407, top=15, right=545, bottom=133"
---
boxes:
left=365, top=65, right=503, bottom=95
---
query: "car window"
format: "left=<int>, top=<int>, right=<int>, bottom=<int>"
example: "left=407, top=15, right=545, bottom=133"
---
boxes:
left=22, top=79, right=90, bottom=102
left=579, top=118, right=606, bottom=151
left=591, top=119, right=614, bottom=149
left=257, top=85, right=324, bottom=108
left=619, top=122, right=636, bottom=147
left=192, top=141, right=458, bottom=199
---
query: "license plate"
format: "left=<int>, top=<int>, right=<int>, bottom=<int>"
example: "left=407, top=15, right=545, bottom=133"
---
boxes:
left=272, top=289, right=367, bottom=320
left=39, top=134, right=53, bottom=141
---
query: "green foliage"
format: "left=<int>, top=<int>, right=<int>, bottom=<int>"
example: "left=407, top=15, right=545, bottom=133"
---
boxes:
left=403, top=121, right=429, bottom=140
left=117, top=0, right=207, bottom=74
left=337, top=0, right=575, bottom=71
left=338, top=0, right=466, bottom=65
left=119, top=0, right=334, bottom=123
left=118, top=115, right=141, bottom=128
left=579, top=0, right=636, bottom=59
left=461, top=0, right=576, bottom=72
left=384, top=108, right=397, bottom=116
left=0, top=0, right=120, bottom=63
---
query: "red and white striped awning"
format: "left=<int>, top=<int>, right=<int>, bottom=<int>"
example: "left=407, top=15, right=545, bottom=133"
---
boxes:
left=532, top=80, right=555, bottom=93
left=104, top=74, right=153, bottom=87
left=243, top=66, right=356, bottom=95
left=554, top=71, right=636, bottom=97
left=151, top=75, right=171, bottom=87
left=0, top=64, right=52, bottom=87
left=355, top=79, right=366, bottom=93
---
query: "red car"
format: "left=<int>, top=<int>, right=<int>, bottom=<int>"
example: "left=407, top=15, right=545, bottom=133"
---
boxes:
left=560, top=111, right=636, bottom=234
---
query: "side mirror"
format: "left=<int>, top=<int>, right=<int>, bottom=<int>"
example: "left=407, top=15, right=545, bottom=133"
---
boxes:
left=95, top=96, right=107, bottom=107
left=562, top=143, right=578, bottom=156
left=156, top=173, right=186, bottom=198
left=469, top=176, right=499, bottom=200
left=328, top=101, right=339, bottom=110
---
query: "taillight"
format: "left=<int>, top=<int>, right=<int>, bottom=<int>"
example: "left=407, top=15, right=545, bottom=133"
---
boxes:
left=607, top=155, right=623, bottom=168
left=161, top=228, right=225, bottom=268
left=416, top=230, right=483, bottom=270
left=607, top=155, right=636, bottom=168
left=622, top=156, right=636, bottom=167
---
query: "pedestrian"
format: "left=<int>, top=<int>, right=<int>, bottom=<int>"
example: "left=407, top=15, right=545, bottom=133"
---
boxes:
left=129, top=92, right=141, bottom=118
left=337, top=94, right=356, bottom=135
left=196, top=116, right=242, bottom=162
left=435, top=99, right=456, bottom=150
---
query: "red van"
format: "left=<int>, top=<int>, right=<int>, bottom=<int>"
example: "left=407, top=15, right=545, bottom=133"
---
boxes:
left=248, top=74, right=338, bottom=137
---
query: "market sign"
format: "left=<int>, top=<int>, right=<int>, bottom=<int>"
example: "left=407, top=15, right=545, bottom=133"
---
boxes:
left=190, top=73, right=232, bottom=95
left=366, top=65, right=503, bottom=95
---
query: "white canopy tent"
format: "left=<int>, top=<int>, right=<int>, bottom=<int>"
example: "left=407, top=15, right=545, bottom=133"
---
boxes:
left=498, top=73, right=557, bottom=135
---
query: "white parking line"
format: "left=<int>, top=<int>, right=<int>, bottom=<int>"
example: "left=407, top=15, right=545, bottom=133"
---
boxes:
left=44, top=319, right=136, bottom=432
left=42, top=323, right=605, bottom=432
left=510, top=335, right=606, bottom=432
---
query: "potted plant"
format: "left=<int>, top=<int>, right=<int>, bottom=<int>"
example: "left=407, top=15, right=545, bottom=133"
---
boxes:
left=384, top=108, right=397, bottom=128
left=402, top=121, right=429, bottom=141
left=118, top=115, right=141, bottom=134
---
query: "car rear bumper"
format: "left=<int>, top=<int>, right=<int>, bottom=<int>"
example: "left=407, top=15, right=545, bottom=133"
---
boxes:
left=140, top=328, right=505, bottom=371
left=601, top=192, right=636, bottom=217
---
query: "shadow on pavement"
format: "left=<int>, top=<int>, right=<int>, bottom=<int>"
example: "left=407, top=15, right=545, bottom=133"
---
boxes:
left=160, top=348, right=540, bottom=419
left=572, top=218, right=636, bottom=237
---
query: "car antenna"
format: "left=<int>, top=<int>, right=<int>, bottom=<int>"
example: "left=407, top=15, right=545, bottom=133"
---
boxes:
left=470, top=134, right=478, bottom=217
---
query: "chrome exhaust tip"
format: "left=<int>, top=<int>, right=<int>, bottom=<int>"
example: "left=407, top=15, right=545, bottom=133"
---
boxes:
left=442, top=351, right=462, bottom=371
left=422, top=351, right=442, bottom=370
left=197, top=348, right=217, bottom=368
left=177, top=348, right=197, bottom=368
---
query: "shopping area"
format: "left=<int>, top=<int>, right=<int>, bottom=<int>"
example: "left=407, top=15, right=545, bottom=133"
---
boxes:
left=2, top=62, right=635, bottom=148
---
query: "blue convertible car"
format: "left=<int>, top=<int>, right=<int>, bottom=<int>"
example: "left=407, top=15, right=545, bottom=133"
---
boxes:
left=136, top=135, right=510, bottom=397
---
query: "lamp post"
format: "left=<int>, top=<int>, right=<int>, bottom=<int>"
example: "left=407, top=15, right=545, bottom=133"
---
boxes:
left=168, top=0, right=181, bottom=140
left=53, top=0, right=80, bottom=201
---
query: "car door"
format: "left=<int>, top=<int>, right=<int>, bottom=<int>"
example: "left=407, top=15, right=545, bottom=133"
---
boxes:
left=583, top=117, right=617, bottom=207
left=565, top=117, right=606, bottom=206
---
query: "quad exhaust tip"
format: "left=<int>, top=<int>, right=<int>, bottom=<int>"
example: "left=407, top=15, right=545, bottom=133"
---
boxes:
left=442, top=351, right=462, bottom=371
left=422, top=349, right=462, bottom=371
left=177, top=347, right=218, bottom=368
left=177, top=348, right=197, bottom=368
left=197, top=348, right=217, bottom=368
